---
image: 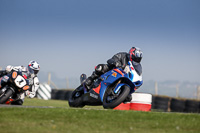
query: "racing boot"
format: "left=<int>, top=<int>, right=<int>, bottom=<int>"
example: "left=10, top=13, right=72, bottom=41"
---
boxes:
left=85, top=72, right=99, bottom=89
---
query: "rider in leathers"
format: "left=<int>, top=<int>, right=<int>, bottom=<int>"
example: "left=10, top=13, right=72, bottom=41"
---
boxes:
left=85, top=47, right=143, bottom=102
left=0, top=61, right=40, bottom=105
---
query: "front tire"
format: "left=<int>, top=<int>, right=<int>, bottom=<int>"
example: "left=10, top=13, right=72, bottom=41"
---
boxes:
left=68, top=86, right=85, bottom=108
left=0, top=89, right=14, bottom=104
left=103, top=85, right=130, bottom=109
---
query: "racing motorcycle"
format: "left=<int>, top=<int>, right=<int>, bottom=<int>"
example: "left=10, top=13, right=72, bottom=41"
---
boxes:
left=68, top=61, right=143, bottom=109
left=0, top=71, right=30, bottom=104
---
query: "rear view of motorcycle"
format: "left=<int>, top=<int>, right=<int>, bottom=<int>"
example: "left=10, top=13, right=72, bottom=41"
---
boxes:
left=68, top=61, right=143, bottom=109
left=0, top=71, right=30, bottom=104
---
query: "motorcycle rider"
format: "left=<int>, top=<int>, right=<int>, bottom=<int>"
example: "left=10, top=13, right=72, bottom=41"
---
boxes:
left=0, top=60, right=40, bottom=105
left=85, top=47, right=143, bottom=102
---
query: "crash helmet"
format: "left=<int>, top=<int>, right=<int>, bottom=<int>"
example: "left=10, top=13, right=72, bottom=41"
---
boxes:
left=129, top=47, right=143, bottom=63
left=27, top=61, right=40, bottom=76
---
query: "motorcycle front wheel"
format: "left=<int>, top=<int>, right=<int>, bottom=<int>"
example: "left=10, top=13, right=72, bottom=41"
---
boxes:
left=0, top=89, right=14, bottom=104
left=103, top=85, right=130, bottom=109
left=68, top=85, right=85, bottom=108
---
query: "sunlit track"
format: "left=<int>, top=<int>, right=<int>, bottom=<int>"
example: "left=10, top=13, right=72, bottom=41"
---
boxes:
left=0, top=104, right=106, bottom=111
left=0, top=104, right=59, bottom=108
left=1, top=104, right=197, bottom=115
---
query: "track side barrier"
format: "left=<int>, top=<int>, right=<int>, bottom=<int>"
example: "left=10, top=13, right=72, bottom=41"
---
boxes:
left=51, top=89, right=73, bottom=100
left=49, top=90, right=200, bottom=113
left=130, top=93, right=152, bottom=111
left=37, top=83, right=52, bottom=100
left=114, top=93, right=152, bottom=111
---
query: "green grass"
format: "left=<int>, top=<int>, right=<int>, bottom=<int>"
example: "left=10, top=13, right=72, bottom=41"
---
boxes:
left=0, top=98, right=200, bottom=133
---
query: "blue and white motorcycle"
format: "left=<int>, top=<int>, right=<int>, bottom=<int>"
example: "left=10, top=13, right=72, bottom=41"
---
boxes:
left=68, top=61, right=143, bottom=109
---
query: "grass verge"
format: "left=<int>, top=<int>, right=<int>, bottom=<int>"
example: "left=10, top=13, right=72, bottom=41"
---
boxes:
left=0, top=98, right=200, bottom=133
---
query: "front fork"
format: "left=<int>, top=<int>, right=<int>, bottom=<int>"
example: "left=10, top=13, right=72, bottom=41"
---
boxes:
left=82, top=83, right=88, bottom=94
left=0, top=86, right=7, bottom=96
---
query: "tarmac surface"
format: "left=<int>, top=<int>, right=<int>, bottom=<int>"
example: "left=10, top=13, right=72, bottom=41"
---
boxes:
left=0, top=104, right=57, bottom=108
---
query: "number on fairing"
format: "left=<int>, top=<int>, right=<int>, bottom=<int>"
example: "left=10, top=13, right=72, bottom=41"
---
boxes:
left=14, top=75, right=27, bottom=88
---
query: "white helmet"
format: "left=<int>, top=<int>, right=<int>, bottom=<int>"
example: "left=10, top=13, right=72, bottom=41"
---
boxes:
left=27, top=60, right=40, bottom=75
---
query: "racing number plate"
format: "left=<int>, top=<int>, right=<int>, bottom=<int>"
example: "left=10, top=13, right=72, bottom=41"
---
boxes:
left=14, top=75, right=27, bottom=88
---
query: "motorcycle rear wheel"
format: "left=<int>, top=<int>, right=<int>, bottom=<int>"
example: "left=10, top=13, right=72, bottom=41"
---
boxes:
left=103, top=85, right=130, bottom=109
left=0, top=89, right=14, bottom=104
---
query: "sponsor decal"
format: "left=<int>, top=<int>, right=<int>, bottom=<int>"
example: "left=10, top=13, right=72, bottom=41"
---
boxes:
left=12, top=72, right=17, bottom=79
left=14, top=75, right=26, bottom=88
left=112, top=72, right=117, bottom=77
left=90, top=93, right=98, bottom=99
left=3, top=76, right=9, bottom=80
left=2, top=76, right=9, bottom=82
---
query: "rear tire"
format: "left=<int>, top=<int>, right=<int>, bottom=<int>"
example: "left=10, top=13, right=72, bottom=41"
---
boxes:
left=0, top=89, right=14, bottom=104
left=103, top=85, right=130, bottom=109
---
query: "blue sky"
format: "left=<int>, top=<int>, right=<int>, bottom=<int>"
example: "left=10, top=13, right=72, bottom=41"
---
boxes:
left=0, top=0, right=200, bottom=84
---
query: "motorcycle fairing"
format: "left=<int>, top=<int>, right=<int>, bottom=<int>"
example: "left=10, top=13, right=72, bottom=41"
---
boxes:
left=0, top=71, right=30, bottom=104
left=92, top=82, right=101, bottom=94
left=99, top=68, right=134, bottom=102
left=82, top=89, right=102, bottom=106
left=113, top=83, right=131, bottom=94
left=127, top=61, right=143, bottom=84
